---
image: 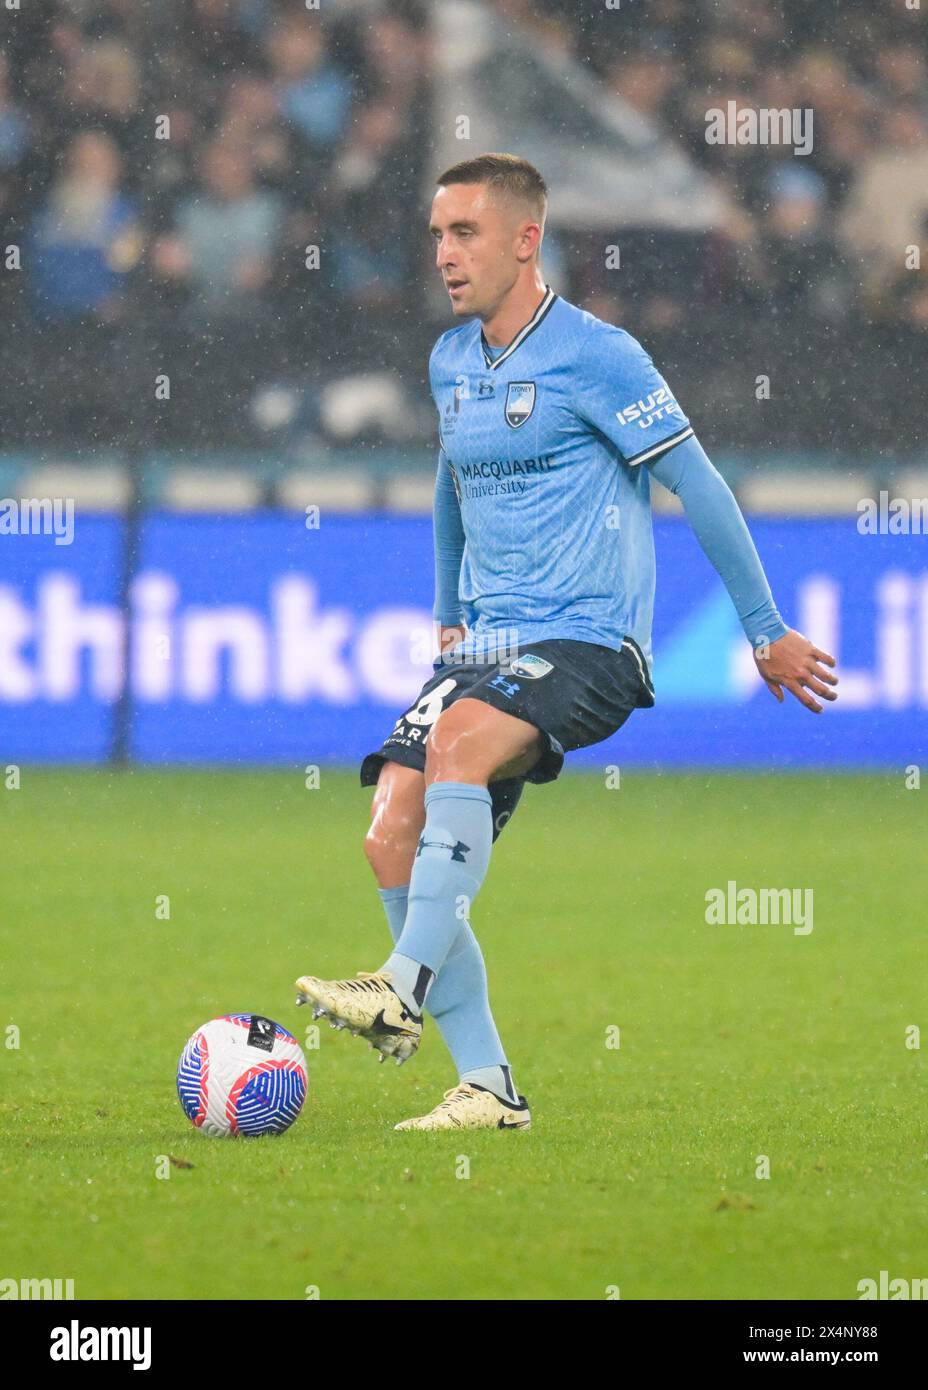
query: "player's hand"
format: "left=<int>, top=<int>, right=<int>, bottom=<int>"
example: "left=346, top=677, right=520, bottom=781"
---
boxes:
left=754, top=629, right=838, bottom=713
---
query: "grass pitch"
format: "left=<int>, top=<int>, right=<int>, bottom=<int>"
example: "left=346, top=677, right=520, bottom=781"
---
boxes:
left=1, top=768, right=924, bottom=1301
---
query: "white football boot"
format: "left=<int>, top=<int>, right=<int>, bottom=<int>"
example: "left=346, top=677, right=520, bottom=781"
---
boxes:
left=295, top=970, right=422, bottom=1064
left=393, top=1081, right=531, bottom=1131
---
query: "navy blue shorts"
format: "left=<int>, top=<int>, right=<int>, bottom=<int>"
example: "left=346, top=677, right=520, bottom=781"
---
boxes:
left=360, top=637, right=654, bottom=839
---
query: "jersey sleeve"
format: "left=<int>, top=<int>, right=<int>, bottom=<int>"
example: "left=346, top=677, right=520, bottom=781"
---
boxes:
left=574, top=322, right=693, bottom=467
left=649, top=434, right=788, bottom=648
left=428, top=337, right=465, bottom=626
left=432, top=449, right=465, bottom=627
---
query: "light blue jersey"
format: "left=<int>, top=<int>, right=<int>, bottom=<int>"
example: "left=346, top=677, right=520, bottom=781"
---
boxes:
left=430, top=288, right=693, bottom=668
left=431, top=287, right=787, bottom=674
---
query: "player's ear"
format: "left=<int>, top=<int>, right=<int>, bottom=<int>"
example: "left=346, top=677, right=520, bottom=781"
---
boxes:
left=515, top=220, right=542, bottom=263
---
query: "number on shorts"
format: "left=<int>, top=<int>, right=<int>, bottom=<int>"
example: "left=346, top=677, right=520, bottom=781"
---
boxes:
left=405, top=678, right=458, bottom=728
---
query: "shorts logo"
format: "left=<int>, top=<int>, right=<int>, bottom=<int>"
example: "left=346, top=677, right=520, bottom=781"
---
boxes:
left=488, top=674, right=521, bottom=699
left=510, top=654, right=553, bottom=679
left=505, top=382, right=536, bottom=429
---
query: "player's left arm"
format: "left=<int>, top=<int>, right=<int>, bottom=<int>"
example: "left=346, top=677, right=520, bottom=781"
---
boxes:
left=574, top=323, right=838, bottom=713
left=648, top=435, right=838, bottom=713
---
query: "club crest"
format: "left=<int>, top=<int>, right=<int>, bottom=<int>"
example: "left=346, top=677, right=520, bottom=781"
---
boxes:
left=505, top=382, right=536, bottom=429
left=509, top=654, right=553, bottom=679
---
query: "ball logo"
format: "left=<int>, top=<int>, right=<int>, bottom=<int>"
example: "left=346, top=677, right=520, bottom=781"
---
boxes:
left=247, top=1015, right=275, bottom=1053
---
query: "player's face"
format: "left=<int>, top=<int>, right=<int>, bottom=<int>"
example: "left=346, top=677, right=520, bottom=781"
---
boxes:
left=429, top=183, right=526, bottom=319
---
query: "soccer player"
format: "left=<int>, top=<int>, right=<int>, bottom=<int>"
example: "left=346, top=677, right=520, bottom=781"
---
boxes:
left=294, top=154, right=838, bottom=1131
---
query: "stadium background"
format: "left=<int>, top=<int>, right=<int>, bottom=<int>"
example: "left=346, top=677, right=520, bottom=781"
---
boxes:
left=1, top=0, right=926, bottom=769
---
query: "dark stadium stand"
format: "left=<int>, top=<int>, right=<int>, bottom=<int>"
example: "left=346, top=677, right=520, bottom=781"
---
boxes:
left=0, top=0, right=925, bottom=468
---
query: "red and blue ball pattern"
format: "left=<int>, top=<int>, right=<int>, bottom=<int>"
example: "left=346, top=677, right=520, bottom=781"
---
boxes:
left=177, top=1014, right=308, bottom=1137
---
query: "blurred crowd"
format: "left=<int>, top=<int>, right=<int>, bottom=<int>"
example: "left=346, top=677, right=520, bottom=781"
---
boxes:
left=0, top=0, right=926, bottom=455
left=555, top=0, right=928, bottom=333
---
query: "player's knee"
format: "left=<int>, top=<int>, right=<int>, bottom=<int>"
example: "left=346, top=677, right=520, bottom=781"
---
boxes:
left=426, top=702, right=486, bottom=780
left=364, top=799, right=424, bottom=871
left=362, top=819, right=382, bottom=870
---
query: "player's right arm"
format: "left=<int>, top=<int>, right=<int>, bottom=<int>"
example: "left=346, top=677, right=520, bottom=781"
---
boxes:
left=433, top=447, right=466, bottom=660
left=428, top=335, right=467, bottom=661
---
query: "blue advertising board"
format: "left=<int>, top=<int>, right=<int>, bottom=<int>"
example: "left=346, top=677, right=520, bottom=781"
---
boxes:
left=0, top=511, right=924, bottom=767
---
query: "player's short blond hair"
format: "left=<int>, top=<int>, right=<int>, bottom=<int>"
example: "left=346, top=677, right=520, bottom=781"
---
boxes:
left=436, top=153, right=548, bottom=229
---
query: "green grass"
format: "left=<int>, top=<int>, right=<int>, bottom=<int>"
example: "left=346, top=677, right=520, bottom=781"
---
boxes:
left=1, top=768, right=925, bottom=1300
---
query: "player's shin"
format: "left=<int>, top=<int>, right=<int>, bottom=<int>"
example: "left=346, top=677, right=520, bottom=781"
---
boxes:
left=380, top=780, right=493, bottom=1013
left=378, top=883, right=516, bottom=1102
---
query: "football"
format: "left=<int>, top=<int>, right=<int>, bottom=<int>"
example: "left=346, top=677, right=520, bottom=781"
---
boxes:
left=176, top=1014, right=308, bottom=1138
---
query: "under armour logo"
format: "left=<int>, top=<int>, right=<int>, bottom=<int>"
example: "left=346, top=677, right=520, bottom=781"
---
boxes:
left=416, top=836, right=471, bottom=862
left=488, top=674, right=520, bottom=699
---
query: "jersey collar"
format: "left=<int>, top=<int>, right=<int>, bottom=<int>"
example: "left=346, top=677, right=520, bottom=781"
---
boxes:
left=480, top=285, right=557, bottom=371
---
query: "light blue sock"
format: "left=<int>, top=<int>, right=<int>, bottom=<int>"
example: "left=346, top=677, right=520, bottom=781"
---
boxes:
left=377, top=885, right=409, bottom=944
left=376, top=878, right=513, bottom=1087
left=460, top=1063, right=518, bottom=1103
left=382, top=781, right=493, bottom=1008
